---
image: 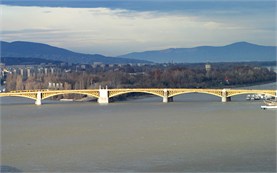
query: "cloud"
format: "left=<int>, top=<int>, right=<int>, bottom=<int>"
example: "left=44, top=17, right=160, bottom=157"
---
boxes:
left=2, top=28, right=62, bottom=34
left=1, top=4, right=275, bottom=56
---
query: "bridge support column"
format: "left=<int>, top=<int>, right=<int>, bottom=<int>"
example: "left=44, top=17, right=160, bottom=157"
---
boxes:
left=35, top=91, right=42, bottom=105
left=98, top=87, right=109, bottom=104
left=163, top=89, right=173, bottom=103
left=222, top=96, right=231, bottom=102
left=221, top=89, right=231, bottom=102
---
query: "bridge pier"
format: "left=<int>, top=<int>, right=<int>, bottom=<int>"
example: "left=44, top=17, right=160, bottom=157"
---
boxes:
left=163, top=96, right=174, bottom=103
left=98, top=87, right=109, bottom=104
left=221, top=89, right=231, bottom=102
left=221, top=96, right=231, bottom=102
left=163, top=89, right=173, bottom=103
left=35, top=91, right=42, bottom=105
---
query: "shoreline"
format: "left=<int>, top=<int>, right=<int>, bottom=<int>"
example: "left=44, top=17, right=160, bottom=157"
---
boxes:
left=223, top=80, right=276, bottom=89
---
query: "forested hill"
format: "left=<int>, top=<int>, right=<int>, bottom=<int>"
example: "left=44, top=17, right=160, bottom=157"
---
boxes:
left=1, top=57, right=63, bottom=66
left=119, top=42, right=276, bottom=63
left=0, top=41, right=151, bottom=64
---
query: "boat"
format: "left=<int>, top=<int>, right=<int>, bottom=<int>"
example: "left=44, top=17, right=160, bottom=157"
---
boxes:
left=261, top=98, right=277, bottom=109
left=263, top=100, right=277, bottom=106
left=246, top=94, right=264, bottom=101
left=261, top=105, right=277, bottom=109
left=60, top=98, right=74, bottom=102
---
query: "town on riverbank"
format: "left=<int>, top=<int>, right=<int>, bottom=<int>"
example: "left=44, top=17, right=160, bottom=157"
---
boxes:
left=1, top=61, right=276, bottom=101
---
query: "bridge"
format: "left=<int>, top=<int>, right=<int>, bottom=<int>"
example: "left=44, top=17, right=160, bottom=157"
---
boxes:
left=0, top=87, right=276, bottom=105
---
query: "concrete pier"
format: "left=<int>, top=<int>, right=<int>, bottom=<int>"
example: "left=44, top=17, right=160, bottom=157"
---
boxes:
left=35, top=91, right=42, bottom=105
left=98, top=88, right=109, bottom=104
left=221, top=89, right=231, bottom=102
left=163, top=89, right=173, bottom=103
left=221, top=96, right=231, bottom=102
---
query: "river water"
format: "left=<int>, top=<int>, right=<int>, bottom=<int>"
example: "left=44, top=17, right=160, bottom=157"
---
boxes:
left=1, top=83, right=276, bottom=172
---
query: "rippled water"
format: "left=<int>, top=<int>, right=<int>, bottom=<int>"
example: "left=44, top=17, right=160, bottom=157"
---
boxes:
left=1, top=83, right=276, bottom=172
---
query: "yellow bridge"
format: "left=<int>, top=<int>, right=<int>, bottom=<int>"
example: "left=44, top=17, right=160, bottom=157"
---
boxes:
left=0, top=88, right=276, bottom=105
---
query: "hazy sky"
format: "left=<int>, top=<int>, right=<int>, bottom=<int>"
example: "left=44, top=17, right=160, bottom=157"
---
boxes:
left=1, top=0, right=276, bottom=56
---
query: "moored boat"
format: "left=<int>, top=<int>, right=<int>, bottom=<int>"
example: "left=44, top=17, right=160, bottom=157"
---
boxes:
left=261, top=97, right=277, bottom=109
left=60, top=98, right=74, bottom=101
left=261, top=105, right=277, bottom=109
left=263, top=100, right=277, bottom=106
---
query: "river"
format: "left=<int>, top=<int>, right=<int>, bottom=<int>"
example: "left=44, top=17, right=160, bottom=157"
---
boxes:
left=1, top=83, right=276, bottom=172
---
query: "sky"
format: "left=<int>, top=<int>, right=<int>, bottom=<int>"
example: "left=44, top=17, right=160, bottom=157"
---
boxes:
left=1, top=0, right=276, bottom=56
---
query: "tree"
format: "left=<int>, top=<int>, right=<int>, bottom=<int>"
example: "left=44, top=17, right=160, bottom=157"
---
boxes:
left=16, top=75, right=24, bottom=90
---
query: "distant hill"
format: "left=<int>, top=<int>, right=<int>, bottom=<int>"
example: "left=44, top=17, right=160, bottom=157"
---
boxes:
left=1, top=57, right=63, bottom=66
left=119, top=42, right=276, bottom=63
left=0, top=41, right=151, bottom=64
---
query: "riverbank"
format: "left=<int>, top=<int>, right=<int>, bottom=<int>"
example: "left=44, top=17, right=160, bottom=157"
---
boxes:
left=224, top=79, right=276, bottom=89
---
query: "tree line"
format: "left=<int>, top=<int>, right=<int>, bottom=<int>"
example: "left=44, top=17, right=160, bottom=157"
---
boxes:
left=5, top=64, right=276, bottom=93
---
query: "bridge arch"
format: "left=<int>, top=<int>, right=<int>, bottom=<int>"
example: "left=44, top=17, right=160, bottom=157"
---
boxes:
left=169, top=91, right=222, bottom=98
left=0, top=94, right=37, bottom=100
left=42, top=91, right=99, bottom=100
left=109, top=90, right=164, bottom=99
left=227, top=90, right=276, bottom=97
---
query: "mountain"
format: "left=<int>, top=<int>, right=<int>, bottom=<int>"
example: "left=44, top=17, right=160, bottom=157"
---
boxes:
left=119, top=42, right=276, bottom=63
left=1, top=57, right=63, bottom=66
left=0, top=41, right=150, bottom=64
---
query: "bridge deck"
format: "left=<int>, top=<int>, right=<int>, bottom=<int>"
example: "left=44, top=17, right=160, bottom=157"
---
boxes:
left=0, top=88, right=275, bottom=98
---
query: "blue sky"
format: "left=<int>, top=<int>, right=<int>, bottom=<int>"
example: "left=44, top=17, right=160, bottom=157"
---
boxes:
left=1, top=0, right=276, bottom=56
